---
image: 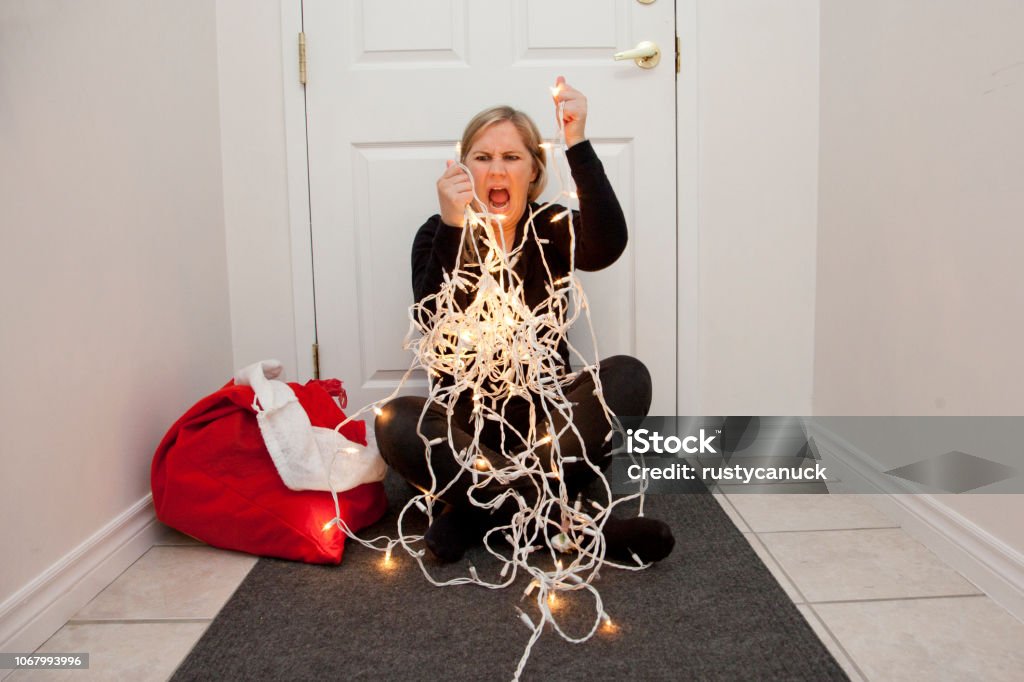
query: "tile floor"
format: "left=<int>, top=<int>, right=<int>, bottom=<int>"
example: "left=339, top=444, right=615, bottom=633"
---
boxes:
left=6, top=491, right=1024, bottom=681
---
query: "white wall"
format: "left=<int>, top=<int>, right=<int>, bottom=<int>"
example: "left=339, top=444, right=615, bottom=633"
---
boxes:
left=0, top=0, right=231, bottom=623
left=814, top=1, right=1024, bottom=552
left=696, top=0, right=820, bottom=415
left=815, top=0, right=1024, bottom=416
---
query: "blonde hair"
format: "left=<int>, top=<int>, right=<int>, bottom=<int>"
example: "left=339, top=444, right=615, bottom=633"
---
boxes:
left=460, top=106, right=547, bottom=203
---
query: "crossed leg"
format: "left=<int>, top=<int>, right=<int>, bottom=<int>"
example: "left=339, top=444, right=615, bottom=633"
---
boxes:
left=374, top=355, right=669, bottom=562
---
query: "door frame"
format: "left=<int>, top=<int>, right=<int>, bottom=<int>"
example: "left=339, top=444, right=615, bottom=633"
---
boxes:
left=278, top=0, right=701, bottom=413
left=676, top=0, right=700, bottom=414
left=281, top=0, right=316, bottom=380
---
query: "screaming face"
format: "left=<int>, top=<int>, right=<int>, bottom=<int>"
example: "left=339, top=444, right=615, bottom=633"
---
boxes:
left=464, top=120, right=538, bottom=231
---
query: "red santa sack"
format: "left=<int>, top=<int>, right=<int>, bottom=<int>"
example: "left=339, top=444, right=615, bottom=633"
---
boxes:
left=151, top=360, right=388, bottom=564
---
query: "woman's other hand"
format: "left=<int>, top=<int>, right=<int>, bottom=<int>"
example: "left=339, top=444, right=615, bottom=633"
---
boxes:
left=436, top=159, right=474, bottom=227
left=552, top=75, right=587, bottom=148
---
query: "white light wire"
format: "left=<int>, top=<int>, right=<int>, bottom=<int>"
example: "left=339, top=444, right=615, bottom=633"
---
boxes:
left=322, top=89, right=651, bottom=680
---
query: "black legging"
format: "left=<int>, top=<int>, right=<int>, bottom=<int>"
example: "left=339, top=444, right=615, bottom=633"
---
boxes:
left=375, top=355, right=652, bottom=508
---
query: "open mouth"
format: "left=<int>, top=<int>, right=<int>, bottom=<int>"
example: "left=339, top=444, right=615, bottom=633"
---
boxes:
left=488, top=187, right=511, bottom=212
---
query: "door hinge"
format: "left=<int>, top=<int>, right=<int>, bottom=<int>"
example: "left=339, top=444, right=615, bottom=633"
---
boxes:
left=312, top=342, right=320, bottom=379
left=675, top=34, right=681, bottom=74
left=299, top=32, right=308, bottom=85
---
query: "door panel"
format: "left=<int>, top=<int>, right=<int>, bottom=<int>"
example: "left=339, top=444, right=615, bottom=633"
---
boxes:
left=354, top=0, right=467, bottom=65
left=305, top=0, right=676, bottom=412
left=350, top=142, right=449, bottom=387
left=517, top=0, right=625, bottom=56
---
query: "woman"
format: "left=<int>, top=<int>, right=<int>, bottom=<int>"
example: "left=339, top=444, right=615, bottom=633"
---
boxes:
left=376, top=77, right=674, bottom=564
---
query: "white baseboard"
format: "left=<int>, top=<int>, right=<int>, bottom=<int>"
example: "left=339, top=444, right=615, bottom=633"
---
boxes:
left=808, top=423, right=1024, bottom=623
left=0, top=494, right=159, bottom=653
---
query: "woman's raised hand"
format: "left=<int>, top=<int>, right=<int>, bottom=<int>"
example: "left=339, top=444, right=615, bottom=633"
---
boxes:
left=436, top=159, right=474, bottom=227
left=552, top=75, right=588, bottom=148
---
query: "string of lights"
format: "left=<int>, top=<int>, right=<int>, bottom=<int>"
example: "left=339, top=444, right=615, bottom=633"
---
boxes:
left=322, top=84, right=651, bottom=680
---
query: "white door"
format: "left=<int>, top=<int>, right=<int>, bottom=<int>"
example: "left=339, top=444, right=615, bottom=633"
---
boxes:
left=303, top=0, right=677, bottom=414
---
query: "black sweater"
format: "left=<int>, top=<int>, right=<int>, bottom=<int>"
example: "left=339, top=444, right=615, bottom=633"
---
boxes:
left=411, top=140, right=627, bottom=373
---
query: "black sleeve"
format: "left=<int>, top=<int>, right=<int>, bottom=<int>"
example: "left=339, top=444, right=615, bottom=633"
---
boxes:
left=547, top=140, right=628, bottom=272
left=411, top=215, right=464, bottom=303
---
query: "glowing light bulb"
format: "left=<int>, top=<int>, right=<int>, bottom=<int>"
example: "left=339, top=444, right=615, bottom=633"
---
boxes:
left=539, top=142, right=553, bottom=151
left=322, top=519, right=335, bottom=532
left=474, top=456, right=489, bottom=471
left=550, top=209, right=571, bottom=223
left=537, top=435, right=552, bottom=446
left=548, top=592, right=558, bottom=607
left=373, top=406, right=383, bottom=416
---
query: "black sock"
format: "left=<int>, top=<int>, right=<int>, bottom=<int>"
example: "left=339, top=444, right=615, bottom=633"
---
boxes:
left=602, top=516, right=675, bottom=563
left=423, top=504, right=490, bottom=563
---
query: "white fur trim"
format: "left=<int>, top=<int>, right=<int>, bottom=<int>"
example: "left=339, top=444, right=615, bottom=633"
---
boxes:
left=236, top=360, right=386, bottom=492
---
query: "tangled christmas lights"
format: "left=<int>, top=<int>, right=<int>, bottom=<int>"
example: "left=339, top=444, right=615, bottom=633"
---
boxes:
left=325, top=84, right=650, bottom=680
